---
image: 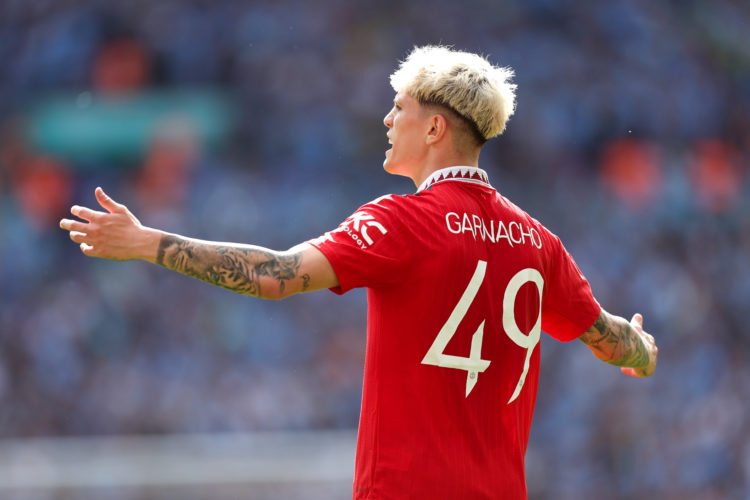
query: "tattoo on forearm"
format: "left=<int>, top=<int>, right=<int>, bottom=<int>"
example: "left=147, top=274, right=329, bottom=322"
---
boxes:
left=156, top=235, right=304, bottom=298
left=579, top=313, right=649, bottom=368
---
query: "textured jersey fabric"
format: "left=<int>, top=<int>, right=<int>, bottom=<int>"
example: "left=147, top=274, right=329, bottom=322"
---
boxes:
left=309, top=166, right=601, bottom=499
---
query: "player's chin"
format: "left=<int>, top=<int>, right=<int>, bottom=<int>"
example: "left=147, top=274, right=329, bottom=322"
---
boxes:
left=383, top=156, right=410, bottom=177
left=383, top=149, right=394, bottom=171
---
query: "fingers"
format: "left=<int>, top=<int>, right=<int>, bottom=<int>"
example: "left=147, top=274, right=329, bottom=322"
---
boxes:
left=59, top=218, right=89, bottom=233
left=68, top=231, right=100, bottom=258
left=70, top=205, right=106, bottom=222
left=95, top=187, right=126, bottom=214
left=67, top=232, right=101, bottom=258
left=79, top=242, right=98, bottom=257
left=620, top=367, right=637, bottom=378
left=631, top=313, right=643, bottom=327
left=60, top=188, right=136, bottom=261
left=60, top=213, right=93, bottom=247
left=64, top=187, right=126, bottom=221
left=68, top=231, right=88, bottom=244
left=621, top=366, right=653, bottom=378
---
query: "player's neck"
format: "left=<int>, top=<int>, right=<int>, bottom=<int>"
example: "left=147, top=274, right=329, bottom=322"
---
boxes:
left=411, top=150, right=480, bottom=188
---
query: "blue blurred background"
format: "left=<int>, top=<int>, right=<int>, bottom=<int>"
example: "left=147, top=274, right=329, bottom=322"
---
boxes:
left=0, top=0, right=748, bottom=498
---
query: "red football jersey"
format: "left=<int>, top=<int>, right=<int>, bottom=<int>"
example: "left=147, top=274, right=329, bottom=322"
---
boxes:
left=309, top=166, right=600, bottom=499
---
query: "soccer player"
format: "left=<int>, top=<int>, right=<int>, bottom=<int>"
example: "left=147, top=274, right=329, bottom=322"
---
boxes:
left=60, top=46, right=657, bottom=499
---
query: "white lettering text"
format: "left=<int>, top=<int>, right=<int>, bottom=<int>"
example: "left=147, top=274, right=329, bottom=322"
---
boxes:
left=444, top=212, right=543, bottom=249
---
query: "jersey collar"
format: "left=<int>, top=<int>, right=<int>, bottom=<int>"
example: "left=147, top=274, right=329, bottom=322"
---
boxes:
left=416, top=166, right=492, bottom=193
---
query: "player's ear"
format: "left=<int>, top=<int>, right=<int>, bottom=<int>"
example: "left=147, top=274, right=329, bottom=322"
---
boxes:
left=425, top=113, right=448, bottom=145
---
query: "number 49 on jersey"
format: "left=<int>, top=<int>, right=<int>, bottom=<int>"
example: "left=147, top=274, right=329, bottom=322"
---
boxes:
left=421, top=260, right=544, bottom=402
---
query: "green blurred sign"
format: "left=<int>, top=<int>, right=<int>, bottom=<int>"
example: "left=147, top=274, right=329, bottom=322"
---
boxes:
left=27, top=89, right=233, bottom=166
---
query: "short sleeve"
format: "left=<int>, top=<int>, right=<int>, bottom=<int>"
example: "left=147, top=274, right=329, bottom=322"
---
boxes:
left=307, top=195, right=413, bottom=294
left=541, top=233, right=601, bottom=342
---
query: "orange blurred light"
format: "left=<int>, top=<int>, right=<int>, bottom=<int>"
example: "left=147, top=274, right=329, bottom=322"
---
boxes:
left=689, top=140, right=742, bottom=213
left=599, top=138, right=663, bottom=210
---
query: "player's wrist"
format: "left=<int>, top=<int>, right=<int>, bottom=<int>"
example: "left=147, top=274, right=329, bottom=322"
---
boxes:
left=135, top=226, right=164, bottom=263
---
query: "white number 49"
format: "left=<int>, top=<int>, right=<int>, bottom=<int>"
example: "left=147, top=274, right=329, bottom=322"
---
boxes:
left=421, top=260, right=544, bottom=402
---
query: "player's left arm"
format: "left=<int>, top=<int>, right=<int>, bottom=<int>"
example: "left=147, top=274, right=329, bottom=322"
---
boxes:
left=578, top=309, right=658, bottom=378
left=59, top=187, right=338, bottom=300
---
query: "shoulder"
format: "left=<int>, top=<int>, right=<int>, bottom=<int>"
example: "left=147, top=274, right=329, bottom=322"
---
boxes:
left=356, top=192, right=436, bottom=221
left=361, top=193, right=402, bottom=211
left=496, top=192, right=558, bottom=237
left=363, top=192, right=430, bottom=209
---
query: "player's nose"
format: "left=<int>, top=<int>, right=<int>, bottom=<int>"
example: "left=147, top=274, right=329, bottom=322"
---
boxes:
left=383, top=108, right=394, bottom=128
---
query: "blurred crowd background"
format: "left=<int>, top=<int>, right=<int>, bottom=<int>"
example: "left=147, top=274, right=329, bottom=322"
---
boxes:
left=0, top=0, right=748, bottom=498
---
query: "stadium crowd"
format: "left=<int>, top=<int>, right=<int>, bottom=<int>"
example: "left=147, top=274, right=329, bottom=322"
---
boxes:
left=0, top=0, right=748, bottom=498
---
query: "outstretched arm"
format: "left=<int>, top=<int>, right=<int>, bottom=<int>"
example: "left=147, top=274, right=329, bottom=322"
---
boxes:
left=578, top=309, right=658, bottom=378
left=153, top=236, right=335, bottom=299
left=59, top=187, right=338, bottom=300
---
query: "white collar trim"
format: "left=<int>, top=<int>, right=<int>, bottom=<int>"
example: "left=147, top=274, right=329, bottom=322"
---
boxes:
left=416, top=166, right=492, bottom=193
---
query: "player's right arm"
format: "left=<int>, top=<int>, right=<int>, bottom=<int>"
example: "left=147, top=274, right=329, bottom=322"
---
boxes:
left=578, top=309, right=658, bottom=378
left=59, top=187, right=339, bottom=300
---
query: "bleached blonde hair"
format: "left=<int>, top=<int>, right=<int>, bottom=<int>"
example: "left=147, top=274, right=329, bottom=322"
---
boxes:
left=389, top=45, right=517, bottom=142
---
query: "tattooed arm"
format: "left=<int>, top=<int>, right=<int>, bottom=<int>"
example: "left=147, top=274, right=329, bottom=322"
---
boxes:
left=154, top=236, right=332, bottom=299
left=59, top=187, right=338, bottom=299
left=578, top=309, right=658, bottom=378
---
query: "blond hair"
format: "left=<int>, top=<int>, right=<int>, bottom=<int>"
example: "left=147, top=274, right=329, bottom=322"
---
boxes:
left=389, top=45, right=517, bottom=141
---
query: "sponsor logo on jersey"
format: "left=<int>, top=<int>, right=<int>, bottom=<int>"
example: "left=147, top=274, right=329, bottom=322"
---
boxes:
left=330, top=211, right=388, bottom=250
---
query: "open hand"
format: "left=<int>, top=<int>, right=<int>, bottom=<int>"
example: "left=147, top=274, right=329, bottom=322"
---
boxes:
left=620, top=313, right=658, bottom=378
left=59, top=187, right=159, bottom=261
